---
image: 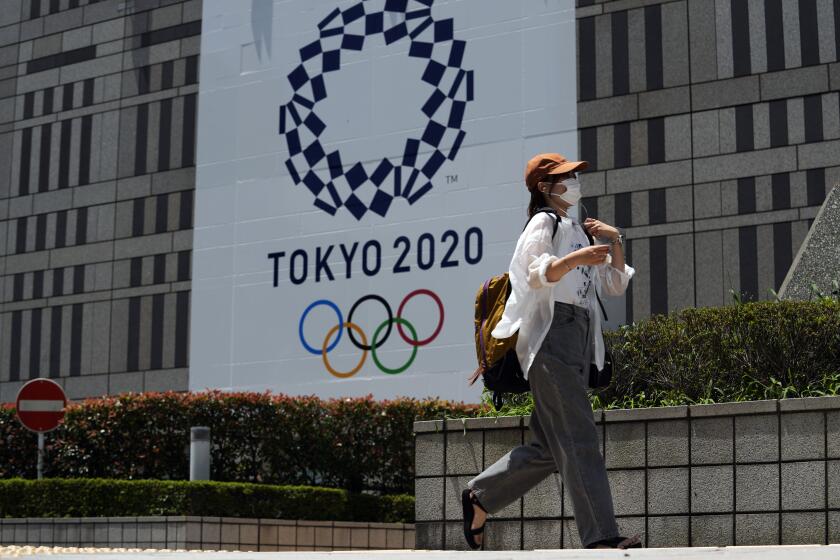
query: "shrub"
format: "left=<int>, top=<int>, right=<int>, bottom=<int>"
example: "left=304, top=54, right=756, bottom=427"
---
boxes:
left=0, top=393, right=477, bottom=494
left=0, top=478, right=413, bottom=522
left=483, top=299, right=840, bottom=415
left=346, top=492, right=416, bottom=523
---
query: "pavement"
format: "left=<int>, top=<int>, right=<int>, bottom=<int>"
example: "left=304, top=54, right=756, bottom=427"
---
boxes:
left=4, top=545, right=840, bottom=559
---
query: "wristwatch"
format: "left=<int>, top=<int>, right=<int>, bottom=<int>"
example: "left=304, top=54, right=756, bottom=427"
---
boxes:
left=609, top=233, right=625, bottom=246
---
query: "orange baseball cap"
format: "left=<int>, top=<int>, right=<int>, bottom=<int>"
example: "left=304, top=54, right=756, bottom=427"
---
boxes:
left=524, top=153, right=589, bottom=191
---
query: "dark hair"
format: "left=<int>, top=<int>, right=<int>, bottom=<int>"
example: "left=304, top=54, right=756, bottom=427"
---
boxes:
left=526, top=187, right=548, bottom=220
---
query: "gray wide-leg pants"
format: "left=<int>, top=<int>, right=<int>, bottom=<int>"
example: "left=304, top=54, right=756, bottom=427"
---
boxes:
left=468, top=302, right=619, bottom=547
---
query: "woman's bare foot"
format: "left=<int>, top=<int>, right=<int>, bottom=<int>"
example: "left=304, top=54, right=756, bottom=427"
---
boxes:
left=470, top=492, right=487, bottom=546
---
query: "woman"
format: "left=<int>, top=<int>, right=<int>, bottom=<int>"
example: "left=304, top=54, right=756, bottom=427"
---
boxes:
left=462, top=153, right=639, bottom=550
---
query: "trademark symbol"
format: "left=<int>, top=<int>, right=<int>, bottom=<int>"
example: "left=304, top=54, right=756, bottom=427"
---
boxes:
left=446, top=175, right=459, bottom=184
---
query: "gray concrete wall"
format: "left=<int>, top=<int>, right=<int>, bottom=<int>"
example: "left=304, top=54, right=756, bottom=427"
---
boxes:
left=0, top=516, right=414, bottom=552
left=0, top=0, right=198, bottom=400
left=414, top=396, right=840, bottom=550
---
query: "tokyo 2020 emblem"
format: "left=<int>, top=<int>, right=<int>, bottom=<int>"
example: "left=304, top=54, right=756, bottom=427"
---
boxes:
left=299, top=289, right=444, bottom=377
left=279, top=1, right=474, bottom=220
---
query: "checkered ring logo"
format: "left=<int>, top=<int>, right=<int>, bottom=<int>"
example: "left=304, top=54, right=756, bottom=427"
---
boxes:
left=279, top=0, right=474, bottom=220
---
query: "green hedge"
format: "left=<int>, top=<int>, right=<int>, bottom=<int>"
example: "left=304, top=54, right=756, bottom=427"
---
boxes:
left=485, top=299, right=840, bottom=415
left=6, top=301, right=836, bottom=484
left=0, top=478, right=413, bottom=523
left=0, top=394, right=477, bottom=493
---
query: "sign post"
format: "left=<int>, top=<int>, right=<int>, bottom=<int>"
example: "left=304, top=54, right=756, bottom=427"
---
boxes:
left=15, top=379, right=68, bottom=480
left=37, top=432, right=44, bottom=479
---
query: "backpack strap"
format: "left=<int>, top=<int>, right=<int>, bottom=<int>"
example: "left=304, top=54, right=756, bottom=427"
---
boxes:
left=595, top=282, right=609, bottom=322
left=523, top=207, right=560, bottom=239
left=478, top=278, right=491, bottom=369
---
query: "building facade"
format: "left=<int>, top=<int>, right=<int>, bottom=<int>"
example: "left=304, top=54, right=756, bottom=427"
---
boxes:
left=0, top=0, right=198, bottom=401
left=576, top=0, right=840, bottom=323
left=0, top=0, right=838, bottom=401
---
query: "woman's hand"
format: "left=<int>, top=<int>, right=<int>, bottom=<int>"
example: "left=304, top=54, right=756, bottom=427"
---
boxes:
left=546, top=245, right=611, bottom=282
left=567, top=244, right=611, bottom=266
left=583, top=218, right=619, bottom=241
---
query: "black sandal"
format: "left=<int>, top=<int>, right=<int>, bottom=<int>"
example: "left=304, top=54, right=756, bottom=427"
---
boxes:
left=461, top=489, right=486, bottom=550
left=585, top=534, right=642, bottom=549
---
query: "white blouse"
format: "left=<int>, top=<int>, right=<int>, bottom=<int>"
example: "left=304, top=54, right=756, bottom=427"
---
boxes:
left=490, top=212, right=635, bottom=378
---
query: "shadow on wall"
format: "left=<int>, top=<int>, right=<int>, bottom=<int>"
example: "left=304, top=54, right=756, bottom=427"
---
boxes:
left=251, top=0, right=273, bottom=61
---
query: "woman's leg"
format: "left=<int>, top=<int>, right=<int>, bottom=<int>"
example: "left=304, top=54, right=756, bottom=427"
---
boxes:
left=467, top=406, right=557, bottom=514
left=468, top=304, right=620, bottom=548
left=531, top=304, right=619, bottom=547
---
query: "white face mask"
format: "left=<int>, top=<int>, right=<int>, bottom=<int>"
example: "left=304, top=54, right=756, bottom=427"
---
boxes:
left=545, top=178, right=581, bottom=206
left=558, top=178, right=581, bottom=205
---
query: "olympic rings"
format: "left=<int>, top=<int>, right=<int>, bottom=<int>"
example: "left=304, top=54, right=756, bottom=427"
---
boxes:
left=322, top=322, right=367, bottom=378
left=371, top=318, right=418, bottom=375
left=396, top=289, right=444, bottom=346
left=347, top=294, right=392, bottom=351
left=299, top=299, right=343, bottom=354
left=298, top=290, right=444, bottom=377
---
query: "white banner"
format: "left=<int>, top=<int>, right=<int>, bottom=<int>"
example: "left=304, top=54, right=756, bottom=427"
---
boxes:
left=191, top=0, right=580, bottom=401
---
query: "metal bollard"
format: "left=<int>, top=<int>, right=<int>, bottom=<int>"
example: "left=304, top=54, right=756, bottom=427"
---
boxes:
left=190, top=426, right=211, bottom=481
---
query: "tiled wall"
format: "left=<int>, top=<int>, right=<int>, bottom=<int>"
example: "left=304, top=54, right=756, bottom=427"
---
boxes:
left=0, top=0, right=198, bottom=400
left=575, top=0, right=840, bottom=321
left=414, top=396, right=840, bottom=550
left=0, top=516, right=415, bottom=551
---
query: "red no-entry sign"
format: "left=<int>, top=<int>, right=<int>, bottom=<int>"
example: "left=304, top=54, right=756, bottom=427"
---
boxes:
left=15, top=379, right=67, bottom=433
